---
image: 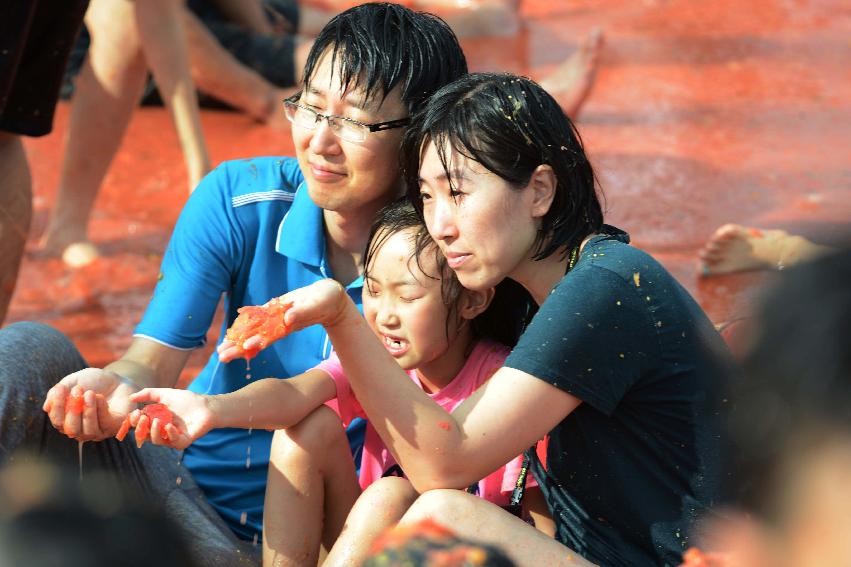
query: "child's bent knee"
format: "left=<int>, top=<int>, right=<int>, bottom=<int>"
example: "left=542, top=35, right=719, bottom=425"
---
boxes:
left=269, top=406, right=345, bottom=458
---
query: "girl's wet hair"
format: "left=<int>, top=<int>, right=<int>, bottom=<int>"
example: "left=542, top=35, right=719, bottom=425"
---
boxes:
left=403, top=72, right=604, bottom=261
left=302, top=3, right=467, bottom=114
left=364, top=198, right=532, bottom=347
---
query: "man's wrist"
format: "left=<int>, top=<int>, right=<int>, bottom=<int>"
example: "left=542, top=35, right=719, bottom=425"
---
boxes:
left=108, top=370, right=144, bottom=392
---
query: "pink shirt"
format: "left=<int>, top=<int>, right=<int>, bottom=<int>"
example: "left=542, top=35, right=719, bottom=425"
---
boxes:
left=316, top=339, right=536, bottom=507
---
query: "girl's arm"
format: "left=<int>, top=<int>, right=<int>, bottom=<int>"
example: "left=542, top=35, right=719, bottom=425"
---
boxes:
left=130, top=368, right=336, bottom=449
left=209, top=369, right=336, bottom=430
left=219, top=280, right=582, bottom=492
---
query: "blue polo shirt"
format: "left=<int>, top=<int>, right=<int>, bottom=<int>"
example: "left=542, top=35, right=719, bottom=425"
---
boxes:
left=134, top=157, right=365, bottom=540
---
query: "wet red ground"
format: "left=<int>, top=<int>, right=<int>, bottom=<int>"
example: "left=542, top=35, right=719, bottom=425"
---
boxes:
left=10, top=0, right=851, bottom=381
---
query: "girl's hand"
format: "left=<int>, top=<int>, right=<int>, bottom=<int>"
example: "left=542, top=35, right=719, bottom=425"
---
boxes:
left=128, top=388, right=216, bottom=450
left=218, top=279, right=347, bottom=363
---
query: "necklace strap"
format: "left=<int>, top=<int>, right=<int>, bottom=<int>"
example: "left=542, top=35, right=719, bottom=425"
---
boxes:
left=565, top=245, right=579, bottom=275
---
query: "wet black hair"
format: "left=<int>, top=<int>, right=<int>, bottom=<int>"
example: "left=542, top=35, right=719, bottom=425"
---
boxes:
left=403, top=72, right=604, bottom=261
left=728, top=247, right=851, bottom=523
left=301, top=3, right=468, bottom=114
left=364, top=198, right=533, bottom=348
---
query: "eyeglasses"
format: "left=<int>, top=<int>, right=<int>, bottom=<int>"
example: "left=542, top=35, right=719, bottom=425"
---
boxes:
left=283, top=97, right=409, bottom=143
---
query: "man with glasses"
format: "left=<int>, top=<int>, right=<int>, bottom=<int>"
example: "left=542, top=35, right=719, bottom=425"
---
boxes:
left=284, top=95, right=411, bottom=143
left=1, top=4, right=466, bottom=565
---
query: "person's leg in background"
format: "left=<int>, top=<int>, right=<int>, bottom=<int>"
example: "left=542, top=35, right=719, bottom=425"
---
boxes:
left=0, top=134, right=31, bottom=326
left=0, top=0, right=89, bottom=322
left=135, top=0, right=210, bottom=191
left=42, top=0, right=214, bottom=268
left=699, top=224, right=836, bottom=276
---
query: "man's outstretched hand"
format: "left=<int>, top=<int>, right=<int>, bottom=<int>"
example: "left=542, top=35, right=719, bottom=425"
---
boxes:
left=43, top=369, right=139, bottom=442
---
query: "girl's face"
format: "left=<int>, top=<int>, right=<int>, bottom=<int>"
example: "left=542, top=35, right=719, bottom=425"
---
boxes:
left=363, top=228, right=462, bottom=373
left=417, top=142, right=541, bottom=292
left=293, top=50, right=409, bottom=215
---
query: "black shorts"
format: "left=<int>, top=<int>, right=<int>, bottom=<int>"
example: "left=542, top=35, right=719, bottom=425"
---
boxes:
left=190, top=0, right=300, bottom=88
left=0, top=0, right=89, bottom=137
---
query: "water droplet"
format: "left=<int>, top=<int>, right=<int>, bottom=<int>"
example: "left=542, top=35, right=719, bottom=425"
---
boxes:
left=240, top=512, right=248, bottom=525
left=176, top=475, right=183, bottom=486
left=252, top=533, right=259, bottom=547
left=78, top=440, right=85, bottom=482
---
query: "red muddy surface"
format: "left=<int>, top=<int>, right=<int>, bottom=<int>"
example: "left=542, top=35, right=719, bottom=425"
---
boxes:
left=11, top=0, right=851, bottom=383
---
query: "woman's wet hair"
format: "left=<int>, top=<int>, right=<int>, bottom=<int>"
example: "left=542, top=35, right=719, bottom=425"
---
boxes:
left=403, top=72, right=604, bottom=260
left=302, top=3, right=468, bottom=114
left=364, top=198, right=532, bottom=347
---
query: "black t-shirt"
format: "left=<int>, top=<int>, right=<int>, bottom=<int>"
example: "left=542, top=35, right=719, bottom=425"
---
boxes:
left=505, top=227, right=732, bottom=567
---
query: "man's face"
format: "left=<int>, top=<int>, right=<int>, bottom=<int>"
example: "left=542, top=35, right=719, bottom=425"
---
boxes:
left=292, top=50, right=409, bottom=215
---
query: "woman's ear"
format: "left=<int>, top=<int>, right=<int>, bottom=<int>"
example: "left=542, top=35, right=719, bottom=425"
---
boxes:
left=459, top=287, right=496, bottom=320
left=527, top=164, right=557, bottom=219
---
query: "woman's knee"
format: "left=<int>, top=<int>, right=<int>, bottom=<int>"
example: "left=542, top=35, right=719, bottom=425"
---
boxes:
left=403, top=489, right=480, bottom=524
left=0, top=322, right=78, bottom=355
left=360, top=477, right=418, bottom=510
left=0, top=322, right=85, bottom=387
left=347, top=477, right=418, bottom=527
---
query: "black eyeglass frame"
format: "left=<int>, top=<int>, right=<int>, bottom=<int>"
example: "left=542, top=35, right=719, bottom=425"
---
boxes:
left=283, top=96, right=410, bottom=134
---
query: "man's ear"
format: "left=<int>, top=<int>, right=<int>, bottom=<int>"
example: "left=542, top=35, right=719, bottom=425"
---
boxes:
left=459, top=287, right=495, bottom=320
left=527, top=164, right=557, bottom=219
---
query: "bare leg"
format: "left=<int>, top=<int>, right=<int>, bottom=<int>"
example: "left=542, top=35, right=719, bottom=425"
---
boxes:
left=0, top=134, right=32, bottom=325
left=263, top=406, right=361, bottom=567
left=537, top=27, right=604, bottom=119
left=297, top=4, right=337, bottom=36
left=135, top=0, right=210, bottom=191
left=322, top=477, right=419, bottom=567
left=41, top=0, right=149, bottom=267
left=182, top=9, right=305, bottom=124
left=698, top=224, right=834, bottom=276
left=411, top=0, right=520, bottom=37
left=396, top=489, right=596, bottom=567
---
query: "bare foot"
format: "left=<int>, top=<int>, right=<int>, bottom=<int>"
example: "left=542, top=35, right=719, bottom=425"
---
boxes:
left=412, top=0, right=520, bottom=37
left=40, top=228, right=100, bottom=268
left=61, top=242, right=101, bottom=268
left=538, top=27, right=604, bottom=119
left=698, top=224, right=831, bottom=276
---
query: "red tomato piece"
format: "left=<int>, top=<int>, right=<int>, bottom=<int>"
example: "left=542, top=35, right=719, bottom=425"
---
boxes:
left=115, top=417, right=131, bottom=441
left=225, top=299, right=293, bottom=360
left=135, top=415, right=150, bottom=448
left=143, top=403, right=173, bottom=441
left=66, top=389, right=85, bottom=415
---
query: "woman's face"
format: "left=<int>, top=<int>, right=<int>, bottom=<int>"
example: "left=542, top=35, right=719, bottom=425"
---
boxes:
left=417, top=142, right=540, bottom=292
left=292, top=50, right=409, bottom=215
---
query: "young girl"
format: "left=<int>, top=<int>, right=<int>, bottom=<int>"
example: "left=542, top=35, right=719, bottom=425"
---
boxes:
left=220, top=73, right=734, bottom=567
left=130, top=199, right=550, bottom=566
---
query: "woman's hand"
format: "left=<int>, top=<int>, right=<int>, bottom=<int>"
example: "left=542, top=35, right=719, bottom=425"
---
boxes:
left=43, top=369, right=139, bottom=442
left=218, top=279, right=348, bottom=363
